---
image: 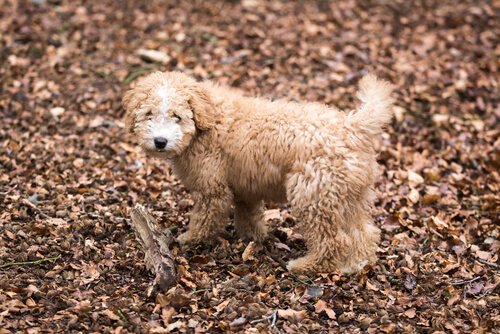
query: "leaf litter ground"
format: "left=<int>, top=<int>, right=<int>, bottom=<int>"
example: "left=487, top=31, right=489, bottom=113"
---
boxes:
left=0, top=0, right=498, bottom=333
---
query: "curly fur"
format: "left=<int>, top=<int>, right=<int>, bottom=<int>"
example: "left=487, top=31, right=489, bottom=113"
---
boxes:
left=123, top=71, right=394, bottom=274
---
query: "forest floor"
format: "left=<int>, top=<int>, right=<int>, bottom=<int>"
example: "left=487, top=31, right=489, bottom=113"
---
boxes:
left=0, top=0, right=498, bottom=333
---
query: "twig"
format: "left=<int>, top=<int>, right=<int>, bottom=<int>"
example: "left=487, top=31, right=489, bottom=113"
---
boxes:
left=0, top=255, right=61, bottom=269
left=448, top=276, right=481, bottom=286
left=250, top=316, right=269, bottom=324
left=476, top=258, right=500, bottom=270
left=271, top=310, right=277, bottom=327
left=191, top=288, right=211, bottom=295
left=20, top=198, right=51, bottom=219
left=250, top=310, right=278, bottom=326
left=0, top=185, right=16, bottom=196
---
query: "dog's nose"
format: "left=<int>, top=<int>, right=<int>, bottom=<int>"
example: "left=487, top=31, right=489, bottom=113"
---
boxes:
left=154, top=137, right=168, bottom=149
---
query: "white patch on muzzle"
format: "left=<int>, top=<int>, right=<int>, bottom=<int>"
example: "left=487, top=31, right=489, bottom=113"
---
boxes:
left=148, top=118, right=182, bottom=151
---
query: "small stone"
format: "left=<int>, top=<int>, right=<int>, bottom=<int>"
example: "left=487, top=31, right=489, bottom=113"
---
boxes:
left=136, top=49, right=171, bottom=64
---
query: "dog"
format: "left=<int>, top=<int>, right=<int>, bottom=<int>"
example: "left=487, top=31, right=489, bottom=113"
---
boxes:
left=123, top=71, right=394, bottom=274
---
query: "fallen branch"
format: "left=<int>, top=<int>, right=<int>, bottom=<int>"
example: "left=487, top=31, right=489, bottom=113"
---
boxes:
left=130, top=204, right=177, bottom=297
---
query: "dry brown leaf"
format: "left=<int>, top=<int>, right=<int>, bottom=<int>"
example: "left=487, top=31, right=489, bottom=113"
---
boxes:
left=242, top=241, right=257, bottom=262
left=404, top=308, right=416, bottom=319
left=408, top=171, right=424, bottom=187
left=314, top=300, right=336, bottom=320
left=215, top=299, right=230, bottom=313
left=277, top=308, right=307, bottom=321
left=103, top=309, right=120, bottom=321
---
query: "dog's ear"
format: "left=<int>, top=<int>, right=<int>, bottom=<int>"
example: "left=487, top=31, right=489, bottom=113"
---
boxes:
left=187, top=85, right=216, bottom=131
left=122, top=88, right=146, bottom=134
left=122, top=90, right=135, bottom=133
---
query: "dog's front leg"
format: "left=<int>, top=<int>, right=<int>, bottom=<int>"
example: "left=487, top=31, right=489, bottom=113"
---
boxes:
left=234, top=199, right=267, bottom=242
left=177, top=188, right=233, bottom=246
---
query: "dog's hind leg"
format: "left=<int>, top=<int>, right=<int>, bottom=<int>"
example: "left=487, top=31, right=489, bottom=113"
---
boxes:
left=285, top=158, right=380, bottom=274
left=234, top=199, right=268, bottom=242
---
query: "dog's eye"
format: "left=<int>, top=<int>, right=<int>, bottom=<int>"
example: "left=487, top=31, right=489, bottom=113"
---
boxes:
left=173, top=115, right=181, bottom=122
left=145, top=111, right=153, bottom=118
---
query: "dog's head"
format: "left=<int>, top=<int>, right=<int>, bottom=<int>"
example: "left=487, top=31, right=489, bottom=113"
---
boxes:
left=122, top=71, right=216, bottom=158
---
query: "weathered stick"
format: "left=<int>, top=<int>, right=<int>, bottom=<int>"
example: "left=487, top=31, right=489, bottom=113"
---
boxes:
left=130, top=204, right=177, bottom=296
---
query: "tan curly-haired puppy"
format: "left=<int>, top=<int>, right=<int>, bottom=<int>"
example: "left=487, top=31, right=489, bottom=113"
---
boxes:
left=123, top=71, right=394, bottom=274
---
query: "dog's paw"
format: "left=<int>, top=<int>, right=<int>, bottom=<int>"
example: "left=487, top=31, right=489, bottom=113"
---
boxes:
left=236, top=229, right=268, bottom=243
left=286, top=255, right=319, bottom=274
left=235, top=222, right=268, bottom=242
left=339, top=260, right=369, bottom=274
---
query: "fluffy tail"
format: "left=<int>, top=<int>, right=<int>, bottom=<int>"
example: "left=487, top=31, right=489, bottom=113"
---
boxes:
left=345, top=74, right=394, bottom=143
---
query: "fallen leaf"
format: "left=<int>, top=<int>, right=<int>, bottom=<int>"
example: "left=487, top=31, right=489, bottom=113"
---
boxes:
left=49, top=107, right=65, bottom=117
left=215, top=299, right=230, bottom=313
left=404, top=308, right=416, bottom=318
left=277, top=308, right=307, bottom=322
left=314, top=300, right=336, bottom=319
left=167, top=292, right=191, bottom=310
left=473, top=250, right=491, bottom=261
left=365, top=280, right=379, bottom=291
left=46, top=218, right=69, bottom=228
left=408, top=171, right=424, bottom=187
left=191, top=255, right=216, bottom=266
left=407, top=188, right=420, bottom=203
left=466, top=282, right=484, bottom=296
left=73, top=158, right=84, bottom=168
left=242, top=241, right=257, bottom=261
left=102, top=309, right=120, bottom=321
left=404, top=274, right=417, bottom=291
left=166, top=320, right=185, bottom=332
